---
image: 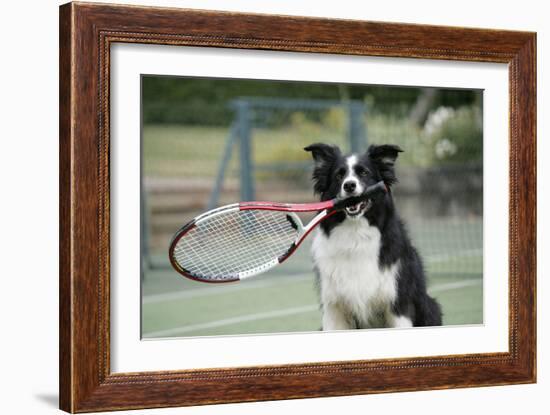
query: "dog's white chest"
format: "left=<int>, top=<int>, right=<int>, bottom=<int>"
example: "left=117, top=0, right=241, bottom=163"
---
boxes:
left=311, top=219, right=399, bottom=326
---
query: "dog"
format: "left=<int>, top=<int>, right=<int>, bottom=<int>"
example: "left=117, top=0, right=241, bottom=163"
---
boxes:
left=304, top=143, right=442, bottom=330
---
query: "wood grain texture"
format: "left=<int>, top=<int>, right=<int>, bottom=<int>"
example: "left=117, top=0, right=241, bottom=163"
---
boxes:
left=59, top=3, right=73, bottom=411
left=59, top=2, right=537, bottom=412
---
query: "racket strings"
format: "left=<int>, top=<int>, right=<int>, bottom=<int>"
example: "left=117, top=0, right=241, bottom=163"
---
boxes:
left=172, top=209, right=299, bottom=280
left=174, top=211, right=295, bottom=279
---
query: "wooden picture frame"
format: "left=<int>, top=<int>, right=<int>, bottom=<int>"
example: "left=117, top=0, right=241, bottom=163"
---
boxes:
left=59, top=2, right=536, bottom=412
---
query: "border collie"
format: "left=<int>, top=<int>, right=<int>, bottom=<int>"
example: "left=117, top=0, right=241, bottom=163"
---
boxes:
left=304, top=143, right=442, bottom=330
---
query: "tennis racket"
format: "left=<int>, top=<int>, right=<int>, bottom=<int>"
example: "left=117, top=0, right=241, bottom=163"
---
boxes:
left=169, top=181, right=387, bottom=283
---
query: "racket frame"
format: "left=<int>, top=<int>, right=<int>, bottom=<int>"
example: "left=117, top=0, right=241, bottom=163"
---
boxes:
left=168, top=202, right=335, bottom=283
left=168, top=181, right=387, bottom=283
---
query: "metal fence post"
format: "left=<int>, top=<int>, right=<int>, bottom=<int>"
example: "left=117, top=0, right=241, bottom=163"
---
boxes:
left=207, top=122, right=238, bottom=210
left=236, top=100, right=255, bottom=201
left=348, top=100, right=367, bottom=153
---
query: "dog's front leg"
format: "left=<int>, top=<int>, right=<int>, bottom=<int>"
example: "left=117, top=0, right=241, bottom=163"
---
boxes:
left=387, top=312, right=413, bottom=328
left=322, top=303, right=353, bottom=331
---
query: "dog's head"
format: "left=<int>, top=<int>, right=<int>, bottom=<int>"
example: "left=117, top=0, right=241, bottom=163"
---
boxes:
left=304, top=143, right=403, bottom=218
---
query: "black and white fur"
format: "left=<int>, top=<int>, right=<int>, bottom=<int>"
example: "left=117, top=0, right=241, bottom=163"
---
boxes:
left=304, top=143, right=442, bottom=330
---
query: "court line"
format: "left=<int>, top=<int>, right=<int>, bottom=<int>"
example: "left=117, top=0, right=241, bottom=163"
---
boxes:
left=144, top=305, right=319, bottom=337
left=144, top=249, right=482, bottom=305
left=143, top=273, right=312, bottom=304
left=429, top=278, right=482, bottom=293
left=142, top=279, right=481, bottom=337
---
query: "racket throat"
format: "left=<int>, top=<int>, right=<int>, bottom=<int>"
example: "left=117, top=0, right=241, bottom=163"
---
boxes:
left=277, top=241, right=298, bottom=264
left=278, top=209, right=331, bottom=265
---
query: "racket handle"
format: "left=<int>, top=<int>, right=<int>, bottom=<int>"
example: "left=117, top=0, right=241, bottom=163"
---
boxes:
left=332, top=181, right=387, bottom=210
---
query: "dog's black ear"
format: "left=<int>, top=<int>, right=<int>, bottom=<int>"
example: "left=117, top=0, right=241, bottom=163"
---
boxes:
left=367, top=144, right=403, bottom=186
left=304, top=143, right=340, bottom=165
left=304, top=143, right=341, bottom=195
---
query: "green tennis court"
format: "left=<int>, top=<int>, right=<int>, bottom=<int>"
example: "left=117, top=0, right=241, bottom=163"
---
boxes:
left=141, top=218, right=483, bottom=338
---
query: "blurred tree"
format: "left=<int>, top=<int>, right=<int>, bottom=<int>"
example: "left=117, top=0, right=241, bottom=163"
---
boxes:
left=409, top=88, right=438, bottom=126
left=142, top=76, right=479, bottom=126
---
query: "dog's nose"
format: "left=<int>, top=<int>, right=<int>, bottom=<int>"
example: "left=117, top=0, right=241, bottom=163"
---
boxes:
left=343, top=181, right=357, bottom=194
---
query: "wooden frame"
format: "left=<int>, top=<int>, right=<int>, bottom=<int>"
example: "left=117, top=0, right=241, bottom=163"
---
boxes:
left=59, top=2, right=536, bottom=412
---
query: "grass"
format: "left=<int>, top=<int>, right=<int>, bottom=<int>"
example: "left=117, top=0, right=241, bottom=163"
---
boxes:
left=143, top=125, right=228, bottom=177
left=142, top=116, right=429, bottom=178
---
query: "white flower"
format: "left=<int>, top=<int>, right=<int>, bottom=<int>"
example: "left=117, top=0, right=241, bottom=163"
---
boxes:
left=424, top=106, right=455, bottom=136
left=435, top=138, right=457, bottom=159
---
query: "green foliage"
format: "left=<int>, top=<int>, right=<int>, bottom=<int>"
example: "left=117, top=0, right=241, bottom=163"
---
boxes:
left=143, top=104, right=482, bottom=181
left=366, top=114, right=428, bottom=167
left=142, top=125, right=228, bottom=177
left=142, top=76, right=480, bottom=126
left=142, top=76, right=483, bottom=181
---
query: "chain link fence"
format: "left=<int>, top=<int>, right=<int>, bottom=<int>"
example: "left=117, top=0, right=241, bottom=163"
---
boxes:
left=142, top=92, right=482, bottom=280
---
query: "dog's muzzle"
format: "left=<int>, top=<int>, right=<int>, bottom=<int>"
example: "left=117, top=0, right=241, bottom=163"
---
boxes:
left=345, top=199, right=373, bottom=217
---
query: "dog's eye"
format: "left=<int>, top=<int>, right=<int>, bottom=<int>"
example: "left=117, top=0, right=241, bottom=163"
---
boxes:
left=335, top=169, right=346, bottom=180
left=356, top=167, right=369, bottom=177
